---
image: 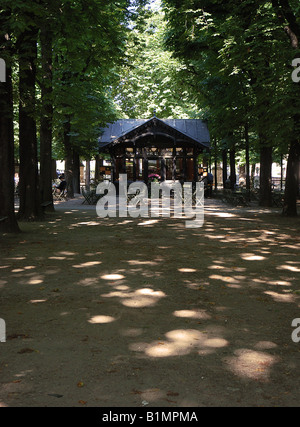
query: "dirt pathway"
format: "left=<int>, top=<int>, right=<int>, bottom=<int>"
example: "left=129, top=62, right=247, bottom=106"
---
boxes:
left=1, top=196, right=300, bottom=407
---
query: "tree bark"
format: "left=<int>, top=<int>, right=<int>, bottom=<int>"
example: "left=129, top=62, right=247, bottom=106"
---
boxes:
left=17, top=25, right=43, bottom=221
left=0, top=25, right=20, bottom=233
left=245, top=123, right=250, bottom=191
left=85, top=159, right=90, bottom=189
left=72, top=150, right=80, bottom=194
left=63, top=117, right=74, bottom=198
left=95, top=155, right=101, bottom=181
left=282, top=140, right=300, bottom=216
left=214, top=138, right=218, bottom=190
left=229, top=147, right=236, bottom=190
left=39, top=24, right=54, bottom=211
left=272, top=0, right=300, bottom=215
left=251, top=163, right=256, bottom=187
left=222, top=148, right=228, bottom=188
left=259, top=144, right=273, bottom=207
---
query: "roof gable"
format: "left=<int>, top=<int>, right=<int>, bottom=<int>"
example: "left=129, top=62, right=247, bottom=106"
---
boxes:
left=99, top=117, right=210, bottom=149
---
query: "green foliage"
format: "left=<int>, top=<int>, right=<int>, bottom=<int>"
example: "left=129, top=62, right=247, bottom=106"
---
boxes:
left=112, top=3, right=199, bottom=119
left=2, top=0, right=149, bottom=161
left=162, top=0, right=300, bottom=162
left=50, top=0, right=140, bottom=158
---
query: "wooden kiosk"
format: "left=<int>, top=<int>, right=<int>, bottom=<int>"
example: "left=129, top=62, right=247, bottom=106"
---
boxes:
left=98, top=116, right=210, bottom=184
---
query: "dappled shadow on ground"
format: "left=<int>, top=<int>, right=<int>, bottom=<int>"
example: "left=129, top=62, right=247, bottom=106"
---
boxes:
left=1, top=198, right=300, bottom=406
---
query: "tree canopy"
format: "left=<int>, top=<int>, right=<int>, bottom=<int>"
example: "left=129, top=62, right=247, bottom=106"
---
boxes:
left=0, top=0, right=300, bottom=231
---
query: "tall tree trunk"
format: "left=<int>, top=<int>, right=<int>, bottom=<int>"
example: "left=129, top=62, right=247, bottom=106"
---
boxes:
left=251, top=163, right=256, bottom=188
left=280, top=154, right=284, bottom=192
left=17, top=25, right=43, bottom=221
left=39, top=24, right=54, bottom=210
left=245, top=123, right=250, bottom=191
left=85, top=159, right=90, bottom=189
left=259, top=144, right=273, bottom=207
left=273, top=0, right=300, bottom=215
left=0, top=24, right=20, bottom=233
left=282, top=139, right=300, bottom=216
left=222, top=148, right=228, bottom=188
left=63, top=117, right=74, bottom=198
left=72, top=150, right=80, bottom=194
left=229, top=146, right=236, bottom=190
left=214, top=138, right=218, bottom=191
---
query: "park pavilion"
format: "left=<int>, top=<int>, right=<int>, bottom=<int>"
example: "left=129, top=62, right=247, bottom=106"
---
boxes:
left=98, top=116, right=210, bottom=184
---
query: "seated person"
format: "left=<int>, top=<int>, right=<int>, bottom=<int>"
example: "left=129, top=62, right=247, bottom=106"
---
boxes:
left=55, top=174, right=67, bottom=194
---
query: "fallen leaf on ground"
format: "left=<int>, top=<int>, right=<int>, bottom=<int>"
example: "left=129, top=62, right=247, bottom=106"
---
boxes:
left=131, top=389, right=143, bottom=395
left=7, top=334, right=30, bottom=340
left=17, top=348, right=35, bottom=354
left=167, top=391, right=179, bottom=396
left=163, top=398, right=177, bottom=403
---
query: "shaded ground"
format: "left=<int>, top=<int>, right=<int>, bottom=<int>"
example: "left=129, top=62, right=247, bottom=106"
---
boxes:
left=1, top=195, right=300, bottom=407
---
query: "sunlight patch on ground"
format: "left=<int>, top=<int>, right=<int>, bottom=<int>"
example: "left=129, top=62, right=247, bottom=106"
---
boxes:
left=208, top=264, right=226, bottom=270
left=121, top=288, right=166, bottom=308
left=277, top=264, right=300, bottom=273
left=29, top=299, right=47, bottom=304
left=77, top=277, right=99, bottom=286
left=268, top=280, right=291, bottom=287
left=27, top=278, right=44, bottom=285
left=264, top=290, right=295, bottom=303
left=178, top=268, right=197, bottom=273
left=131, top=329, right=228, bottom=358
left=72, top=261, right=102, bottom=268
left=254, top=341, right=277, bottom=350
left=126, top=260, right=158, bottom=266
left=88, top=315, right=116, bottom=324
left=205, top=234, right=227, bottom=239
left=224, top=349, right=278, bottom=381
left=84, top=252, right=103, bottom=257
left=183, top=280, right=208, bottom=290
left=133, top=388, right=165, bottom=404
left=137, top=219, right=160, bottom=226
left=209, top=274, right=239, bottom=284
left=241, top=253, right=266, bottom=261
left=101, top=274, right=125, bottom=280
left=205, top=209, right=236, bottom=218
left=114, top=285, right=130, bottom=291
left=101, top=287, right=166, bottom=308
left=173, top=310, right=211, bottom=320
left=58, top=251, right=77, bottom=256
